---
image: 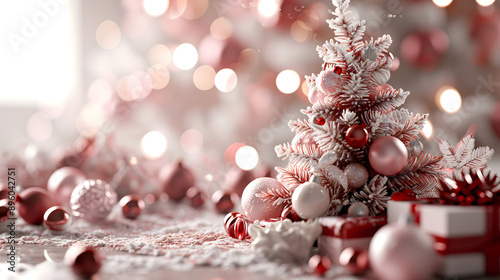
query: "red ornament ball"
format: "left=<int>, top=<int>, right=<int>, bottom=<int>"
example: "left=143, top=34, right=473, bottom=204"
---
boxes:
left=345, top=125, right=369, bottom=148
left=119, top=194, right=145, bottom=219
left=16, top=188, right=56, bottom=225
left=223, top=212, right=251, bottom=240
left=43, top=206, right=72, bottom=231
left=1, top=199, right=9, bottom=232
left=339, top=247, right=369, bottom=275
left=308, top=254, right=331, bottom=276
left=317, top=117, right=326, bottom=125
left=369, top=136, right=408, bottom=176
left=212, top=190, right=237, bottom=214
left=186, top=187, right=205, bottom=208
left=64, top=246, right=104, bottom=277
left=159, top=161, right=195, bottom=201
left=47, top=167, right=86, bottom=206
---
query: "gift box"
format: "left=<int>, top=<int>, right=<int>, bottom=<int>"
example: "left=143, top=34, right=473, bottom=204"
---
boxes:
left=317, top=216, right=386, bottom=264
left=388, top=200, right=500, bottom=277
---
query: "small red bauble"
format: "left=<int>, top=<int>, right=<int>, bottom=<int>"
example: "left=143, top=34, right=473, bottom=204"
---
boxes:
left=345, top=125, right=369, bottom=148
left=64, top=246, right=104, bottom=277
left=308, top=254, right=331, bottom=276
left=159, top=161, right=195, bottom=201
left=186, top=187, right=205, bottom=208
left=339, top=247, right=370, bottom=275
left=43, top=206, right=72, bottom=231
left=119, top=194, right=145, bottom=219
left=223, top=212, right=251, bottom=240
left=212, top=190, right=236, bottom=214
left=317, top=117, right=326, bottom=125
left=16, top=187, right=56, bottom=225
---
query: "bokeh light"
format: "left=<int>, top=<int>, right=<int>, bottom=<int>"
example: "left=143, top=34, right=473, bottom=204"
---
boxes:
left=257, top=0, right=280, bottom=18
left=88, top=79, right=113, bottom=104
left=141, top=131, right=167, bottom=159
left=147, top=64, right=170, bottom=90
left=117, top=73, right=152, bottom=101
left=476, top=0, right=495, bottom=6
left=173, top=43, right=198, bottom=70
left=215, top=68, right=238, bottom=92
left=180, top=129, right=203, bottom=154
left=432, top=0, right=453, bottom=8
left=183, top=0, right=208, bottom=20
left=143, top=0, right=169, bottom=17
left=436, top=86, right=461, bottom=113
left=235, top=145, right=259, bottom=170
left=210, top=17, right=233, bottom=40
left=421, top=120, right=434, bottom=140
left=96, top=20, right=121, bottom=50
left=147, top=44, right=171, bottom=66
left=301, top=80, right=309, bottom=97
left=193, top=65, right=216, bottom=90
left=77, top=103, right=106, bottom=137
left=291, top=20, right=313, bottom=43
left=276, top=70, right=300, bottom=94
left=26, top=112, right=52, bottom=142
left=224, top=142, right=246, bottom=164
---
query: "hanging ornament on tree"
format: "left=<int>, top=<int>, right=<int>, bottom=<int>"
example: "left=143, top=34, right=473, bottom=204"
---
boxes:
left=119, top=194, right=145, bottom=219
left=316, top=66, right=342, bottom=96
left=159, top=161, right=195, bottom=201
left=347, top=202, right=369, bottom=217
left=292, top=176, right=330, bottom=219
left=291, top=132, right=317, bottom=147
left=345, top=125, right=369, bottom=148
left=369, top=136, right=408, bottom=176
left=344, top=163, right=369, bottom=189
left=43, top=206, right=72, bottom=231
left=64, top=246, right=104, bottom=278
left=241, top=178, right=285, bottom=221
left=47, top=167, right=86, bottom=206
left=16, top=188, right=56, bottom=225
left=70, top=179, right=117, bottom=223
left=408, top=140, right=424, bottom=157
left=369, top=215, right=437, bottom=280
left=308, top=86, right=326, bottom=104
left=223, top=212, right=251, bottom=240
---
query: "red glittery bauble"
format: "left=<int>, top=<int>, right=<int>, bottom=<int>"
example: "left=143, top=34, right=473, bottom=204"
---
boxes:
left=223, top=212, right=251, bottom=240
left=119, top=194, right=145, bottom=219
left=16, top=188, right=56, bottom=225
left=345, top=125, right=369, bottom=148
left=159, top=161, right=195, bottom=201
left=43, top=206, right=72, bottom=231
left=212, top=190, right=237, bottom=214
left=308, top=254, right=331, bottom=276
left=339, top=247, right=370, bottom=275
left=64, top=246, right=103, bottom=277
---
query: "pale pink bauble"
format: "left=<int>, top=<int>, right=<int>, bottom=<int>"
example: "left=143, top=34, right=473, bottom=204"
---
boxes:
left=308, top=87, right=325, bottom=104
left=292, top=180, right=330, bottom=219
left=292, top=133, right=316, bottom=147
left=344, top=163, right=369, bottom=189
left=70, top=179, right=117, bottom=223
left=316, top=69, right=342, bottom=95
left=369, top=223, right=437, bottom=280
left=241, top=178, right=284, bottom=221
left=47, top=167, right=86, bottom=206
left=369, top=136, right=408, bottom=176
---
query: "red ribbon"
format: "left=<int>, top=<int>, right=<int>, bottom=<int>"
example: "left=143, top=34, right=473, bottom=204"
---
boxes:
left=321, top=216, right=387, bottom=239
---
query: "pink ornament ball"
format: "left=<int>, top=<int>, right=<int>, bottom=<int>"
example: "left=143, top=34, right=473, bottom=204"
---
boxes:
left=308, top=86, right=326, bottom=104
left=292, top=133, right=316, bottom=147
left=70, top=179, right=117, bottom=223
left=241, top=178, right=285, bottom=221
left=16, top=187, right=56, bottom=225
left=369, top=223, right=437, bottom=280
left=316, top=68, right=342, bottom=96
left=369, top=136, right=408, bottom=176
left=47, top=167, right=86, bottom=206
left=344, top=163, right=369, bottom=189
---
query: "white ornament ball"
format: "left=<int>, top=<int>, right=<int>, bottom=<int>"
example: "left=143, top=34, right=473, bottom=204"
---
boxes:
left=70, top=179, right=117, bottom=223
left=292, top=179, right=330, bottom=219
left=344, top=163, right=369, bottom=189
left=369, top=223, right=438, bottom=280
left=316, top=69, right=342, bottom=95
left=308, top=86, right=325, bottom=104
left=241, top=178, right=285, bottom=222
left=347, top=202, right=369, bottom=217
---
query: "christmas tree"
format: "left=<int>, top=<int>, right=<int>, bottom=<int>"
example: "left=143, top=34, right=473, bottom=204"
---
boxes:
left=264, top=0, right=446, bottom=217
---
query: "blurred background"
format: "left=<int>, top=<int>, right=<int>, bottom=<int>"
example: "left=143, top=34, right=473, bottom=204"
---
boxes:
left=1, top=0, right=500, bottom=184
